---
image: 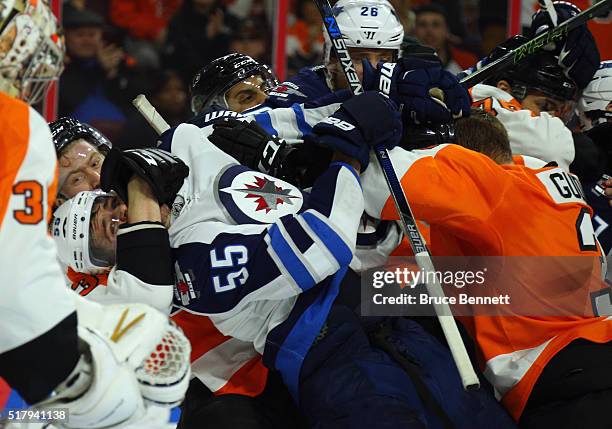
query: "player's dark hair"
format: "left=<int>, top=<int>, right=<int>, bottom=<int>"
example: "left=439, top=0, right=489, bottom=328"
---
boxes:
left=413, top=4, right=448, bottom=23
left=455, top=108, right=512, bottom=164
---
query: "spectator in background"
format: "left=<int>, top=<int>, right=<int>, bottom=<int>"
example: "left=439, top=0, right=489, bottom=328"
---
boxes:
left=413, top=4, right=477, bottom=73
left=117, top=69, right=190, bottom=150
left=109, top=0, right=182, bottom=69
left=389, top=0, right=415, bottom=35
left=163, top=0, right=238, bottom=83
left=228, top=18, right=271, bottom=64
left=59, top=5, right=132, bottom=142
left=478, top=0, right=508, bottom=57
left=287, top=0, right=324, bottom=73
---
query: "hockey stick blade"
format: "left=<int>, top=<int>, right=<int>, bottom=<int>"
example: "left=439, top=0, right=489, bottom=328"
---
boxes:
left=461, top=0, right=611, bottom=88
left=315, top=0, right=480, bottom=390
left=132, top=94, right=171, bottom=135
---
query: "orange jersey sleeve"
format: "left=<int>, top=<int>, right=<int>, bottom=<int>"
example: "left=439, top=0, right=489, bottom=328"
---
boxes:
left=0, top=93, right=75, bottom=354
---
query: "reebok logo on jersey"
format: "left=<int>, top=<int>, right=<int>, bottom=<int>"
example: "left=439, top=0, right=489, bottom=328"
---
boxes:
left=322, top=116, right=355, bottom=131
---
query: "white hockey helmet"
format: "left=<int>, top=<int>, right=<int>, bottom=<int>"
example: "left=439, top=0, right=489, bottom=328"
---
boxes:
left=577, top=61, right=612, bottom=131
left=0, top=0, right=64, bottom=104
left=51, top=190, right=115, bottom=274
left=323, top=0, right=404, bottom=64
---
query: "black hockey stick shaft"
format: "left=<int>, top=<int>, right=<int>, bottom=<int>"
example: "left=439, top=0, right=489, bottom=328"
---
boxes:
left=461, top=0, right=611, bottom=88
left=313, top=0, right=480, bottom=390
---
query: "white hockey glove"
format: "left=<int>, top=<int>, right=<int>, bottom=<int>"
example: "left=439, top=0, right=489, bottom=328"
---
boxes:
left=32, top=298, right=191, bottom=429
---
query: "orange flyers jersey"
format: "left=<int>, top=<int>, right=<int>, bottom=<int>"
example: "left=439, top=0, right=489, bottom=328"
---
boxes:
left=171, top=310, right=268, bottom=397
left=362, top=144, right=612, bottom=420
left=0, top=92, right=76, bottom=354
left=470, top=84, right=575, bottom=170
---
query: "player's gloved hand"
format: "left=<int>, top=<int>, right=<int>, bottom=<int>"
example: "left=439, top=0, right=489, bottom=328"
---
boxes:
left=210, top=117, right=332, bottom=187
left=363, top=50, right=471, bottom=124
left=305, top=91, right=402, bottom=171
left=210, top=118, right=288, bottom=173
left=529, top=1, right=600, bottom=88
left=101, top=147, right=189, bottom=206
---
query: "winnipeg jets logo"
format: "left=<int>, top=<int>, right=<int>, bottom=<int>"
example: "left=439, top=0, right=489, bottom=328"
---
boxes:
left=218, top=167, right=304, bottom=224
left=236, top=176, right=300, bottom=213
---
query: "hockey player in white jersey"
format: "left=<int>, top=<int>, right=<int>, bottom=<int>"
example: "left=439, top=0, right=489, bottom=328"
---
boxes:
left=59, top=89, right=517, bottom=429
left=190, top=53, right=279, bottom=114
left=263, top=0, right=404, bottom=108
left=455, top=1, right=600, bottom=170
left=0, top=1, right=191, bottom=427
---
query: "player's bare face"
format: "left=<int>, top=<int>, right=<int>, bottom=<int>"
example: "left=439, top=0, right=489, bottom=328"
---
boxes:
left=522, top=91, right=572, bottom=121
left=329, top=48, right=395, bottom=90
left=89, top=195, right=127, bottom=265
left=226, top=75, right=268, bottom=112
left=58, top=140, right=104, bottom=199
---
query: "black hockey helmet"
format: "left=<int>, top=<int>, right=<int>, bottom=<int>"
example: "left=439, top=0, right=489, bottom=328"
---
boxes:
left=483, top=36, right=578, bottom=102
left=400, top=123, right=456, bottom=150
left=50, top=117, right=112, bottom=156
left=190, top=53, right=278, bottom=114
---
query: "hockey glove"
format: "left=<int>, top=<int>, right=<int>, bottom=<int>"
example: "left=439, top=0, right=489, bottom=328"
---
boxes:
left=363, top=55, right=471, bottom=124
left=306, top=91, right=402, bottom=171
left=210, top=118, right=288, bottom=173
left=101, top=147, right=189, bottom=206
left=210, top=118, right=332, bottom=188
left=529, top=1, right=600, bottom=89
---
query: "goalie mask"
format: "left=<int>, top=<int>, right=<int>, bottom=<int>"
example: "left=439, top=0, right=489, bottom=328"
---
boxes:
left=52, top=190, right=126, bottom=274
left=190, top=53, right=278, bottom=114
left=0, top=0, right=64, bottom=104
left=577, top=61, right=612, bottom=131
left=322, top=0, right=404, bottom=64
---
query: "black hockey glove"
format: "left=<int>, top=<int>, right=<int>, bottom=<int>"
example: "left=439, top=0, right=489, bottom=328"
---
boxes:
left=209, top=118, right=330, bottom=187
left=100, top=147, right=189, bottom=206
left=529, top=1, right=600, bottom=89
left=306, top=91, right=402, bottom=171
left=209, top=118, right=286, bottom=172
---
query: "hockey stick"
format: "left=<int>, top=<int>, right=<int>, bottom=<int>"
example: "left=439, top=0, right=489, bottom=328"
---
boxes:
left=133, top=94, right=171, bottom=134
left=460, top=0, right=611, bottom=88
left=539, top=0, right=559, bottom=27
left=314, top=0, right=480, bottom=390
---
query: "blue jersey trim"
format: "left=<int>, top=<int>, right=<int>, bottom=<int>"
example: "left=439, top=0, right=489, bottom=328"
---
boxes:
left=273, top=267, right=346, bottom=400
left=329, top=161, right=361, bottom=186
left=302, top=212, right=353, bottom=267
left=268, top=223, right=316, bottom=290
left=254, top=111, right=278, bottom=136
left=291, top=103, right=311, bottom=137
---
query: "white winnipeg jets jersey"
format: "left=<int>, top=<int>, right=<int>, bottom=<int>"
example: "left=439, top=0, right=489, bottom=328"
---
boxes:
left=161, top=123, right=363, bottom=393
left=470, top=84, right=575, bottom=170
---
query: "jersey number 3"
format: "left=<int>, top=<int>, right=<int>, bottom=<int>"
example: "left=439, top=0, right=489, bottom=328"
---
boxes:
left=12, top=181, right=43, bottom=224
left=210, top=245, right=249, bottom=293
